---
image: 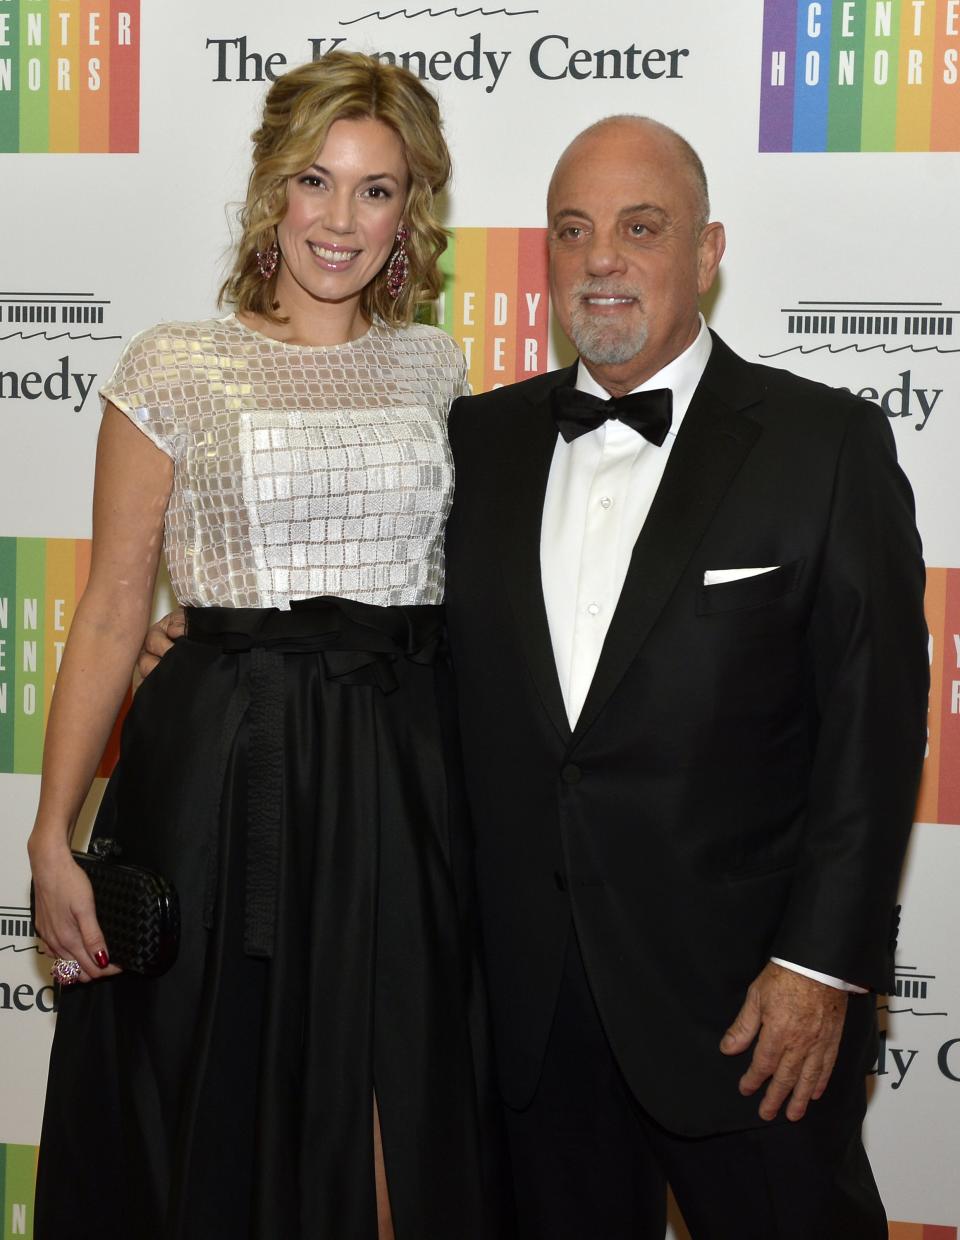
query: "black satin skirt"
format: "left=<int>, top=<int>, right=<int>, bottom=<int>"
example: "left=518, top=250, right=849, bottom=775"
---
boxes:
left=35, top=597, right=510, bottom=1240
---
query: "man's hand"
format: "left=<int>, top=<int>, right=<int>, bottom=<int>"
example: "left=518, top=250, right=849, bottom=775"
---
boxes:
left=137, top=608, right=185, bottom=680
left=720, top=961, right=848, bottom=1122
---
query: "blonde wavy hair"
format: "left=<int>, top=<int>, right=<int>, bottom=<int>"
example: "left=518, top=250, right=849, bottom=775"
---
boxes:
left=219, top=52, right=451, bottom=327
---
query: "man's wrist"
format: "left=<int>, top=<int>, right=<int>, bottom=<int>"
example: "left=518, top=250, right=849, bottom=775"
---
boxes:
left=770, top=957, right=868, bottom=994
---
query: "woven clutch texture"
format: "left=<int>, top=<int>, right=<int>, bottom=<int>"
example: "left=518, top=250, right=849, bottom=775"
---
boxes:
left=68, top=843, right=180, bottom=976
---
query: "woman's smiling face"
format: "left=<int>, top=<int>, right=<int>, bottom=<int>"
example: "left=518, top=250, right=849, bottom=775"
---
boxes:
left=275, top=116, right=409, bottom=314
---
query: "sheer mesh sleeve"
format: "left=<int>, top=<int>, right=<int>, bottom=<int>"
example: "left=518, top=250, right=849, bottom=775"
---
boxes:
left=100, top=324, right=185, bottom=458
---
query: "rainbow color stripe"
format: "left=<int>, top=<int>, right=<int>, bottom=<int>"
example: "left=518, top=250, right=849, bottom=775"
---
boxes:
left=0, top=537, right=127, bottom=775
left=916, top=567, right=960, bottom=828
left=439, top=228, right=550, bottom=394
left=888, top=1225, right=958, bottom=1239
left=760, top=0, right=960, bottom=151
left=0, top=0, right=140, bottom=153
left=0, top=1145, right=36, bottom=1238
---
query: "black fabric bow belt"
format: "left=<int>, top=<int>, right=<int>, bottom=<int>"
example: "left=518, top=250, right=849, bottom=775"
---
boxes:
left=184, top=596, right=445, bottom=959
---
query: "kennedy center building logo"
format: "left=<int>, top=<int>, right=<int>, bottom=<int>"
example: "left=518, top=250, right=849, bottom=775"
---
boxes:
left=0, top=537, right=127, bottom=774
left=0, top=0, right=141, bottom=152
left=760, top=0, right=960, bottom=150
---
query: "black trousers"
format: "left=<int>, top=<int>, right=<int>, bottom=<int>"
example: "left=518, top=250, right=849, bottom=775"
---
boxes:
left=502, top=932, right=887, bottom=1240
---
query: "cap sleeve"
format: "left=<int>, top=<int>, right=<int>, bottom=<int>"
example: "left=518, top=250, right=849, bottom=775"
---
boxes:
left=99, top=324, right=183, bottom=458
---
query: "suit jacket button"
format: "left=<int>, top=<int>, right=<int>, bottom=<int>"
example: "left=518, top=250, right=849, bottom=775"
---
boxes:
left=561, top=763, right=582, bottom=785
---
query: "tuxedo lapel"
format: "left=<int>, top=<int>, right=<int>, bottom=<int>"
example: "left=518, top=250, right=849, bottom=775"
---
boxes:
left=498, top=366, right=575, bottom=744
left=572, top=337, right=764, bottom=744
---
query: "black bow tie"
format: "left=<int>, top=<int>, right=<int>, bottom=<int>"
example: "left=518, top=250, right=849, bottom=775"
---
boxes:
left=551, top=385, right=673, bottom=446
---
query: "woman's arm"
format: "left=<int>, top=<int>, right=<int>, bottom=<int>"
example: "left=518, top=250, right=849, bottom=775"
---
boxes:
left=28, top=402, right=173, bottom=980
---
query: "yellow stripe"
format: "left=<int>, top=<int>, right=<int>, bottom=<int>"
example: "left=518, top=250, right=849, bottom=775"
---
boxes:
left=895, top=0, right=936, bottom=149
left=47, top=0, right=80, bottom=151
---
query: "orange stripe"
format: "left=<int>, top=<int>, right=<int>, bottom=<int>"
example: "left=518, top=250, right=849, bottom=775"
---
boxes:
left=451, top=228, right=488, bottom=394
left=80, top=0, right=110, bottom=151
left=48, top=0, right=80, bottom=152
left=483, top=229, right=519, bottom=390
left=915, top=567, right=946, bottom=824
left=931, top=1, right=960, bottom=150
left=895, top=0, right=936, bottom=149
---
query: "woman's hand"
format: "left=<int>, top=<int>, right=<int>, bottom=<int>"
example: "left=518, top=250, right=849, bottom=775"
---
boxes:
left=28, top=838, right=123, bottom=983
left=137, top=608, right=185, bottom=680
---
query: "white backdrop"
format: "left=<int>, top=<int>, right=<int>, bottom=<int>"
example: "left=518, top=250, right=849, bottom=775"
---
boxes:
left=1, top=2, right=958, bottom=1235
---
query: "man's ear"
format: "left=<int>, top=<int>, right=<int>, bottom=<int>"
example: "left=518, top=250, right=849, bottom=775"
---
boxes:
left=697, top=221, right=726, bottom=295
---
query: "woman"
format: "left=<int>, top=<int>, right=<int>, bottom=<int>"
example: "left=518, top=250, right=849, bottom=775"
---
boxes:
left=29, top=52, right=506, bottom=1240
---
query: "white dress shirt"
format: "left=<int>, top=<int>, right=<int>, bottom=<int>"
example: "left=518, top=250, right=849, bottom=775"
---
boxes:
left=539, top=317, right=863, bottom=994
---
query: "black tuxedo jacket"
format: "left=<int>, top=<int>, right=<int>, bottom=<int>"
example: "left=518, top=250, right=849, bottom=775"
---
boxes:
left=444, top=332, right=928, bottom=1137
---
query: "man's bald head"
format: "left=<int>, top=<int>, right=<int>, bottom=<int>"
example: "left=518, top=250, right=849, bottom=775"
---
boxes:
left=548, top=115, right=711, bottom=236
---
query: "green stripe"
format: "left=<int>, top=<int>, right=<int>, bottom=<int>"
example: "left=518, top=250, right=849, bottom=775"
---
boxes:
left=827, top=0, right=866, bottom=151
left=13, top=538, right=44, bottom=774
left=18, top=0, right=48, bottom=153
left=861, top=0, right=900, bottom=150
left=0, top=3, right=20, bottom=152
left=0, top=538, right=15, bottom=772
left=1, top=1144, right=36, bottom=1240
left=438, top=232, right=456, bottom=336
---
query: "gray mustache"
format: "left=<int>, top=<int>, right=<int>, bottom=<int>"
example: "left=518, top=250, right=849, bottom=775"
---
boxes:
left=572, top=283, right=643, bottom=301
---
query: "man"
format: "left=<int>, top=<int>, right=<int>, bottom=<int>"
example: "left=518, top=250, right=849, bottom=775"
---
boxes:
left=442, top=116, right=928, bottom=1238
left=141, top=116, right=927, bottom=1237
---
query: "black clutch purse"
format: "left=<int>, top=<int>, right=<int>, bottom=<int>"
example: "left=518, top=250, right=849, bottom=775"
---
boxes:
left=33, top=838, right=181, bottom=977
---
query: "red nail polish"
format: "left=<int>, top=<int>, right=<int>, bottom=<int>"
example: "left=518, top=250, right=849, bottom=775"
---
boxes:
left=95, top=949, right=109, bottom=969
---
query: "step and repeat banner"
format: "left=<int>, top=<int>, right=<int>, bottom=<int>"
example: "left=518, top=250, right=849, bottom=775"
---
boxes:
left=1, top=1, right=958, bottom=1235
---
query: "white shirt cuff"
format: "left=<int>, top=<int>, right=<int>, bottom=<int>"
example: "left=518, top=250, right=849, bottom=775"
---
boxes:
left=770, top=957, right=869, bottom=994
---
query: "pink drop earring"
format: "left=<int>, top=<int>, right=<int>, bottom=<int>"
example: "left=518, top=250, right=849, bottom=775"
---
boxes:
left=256, top=238, right=279, bottom=280
left=385, top=226, right=410, bottom=299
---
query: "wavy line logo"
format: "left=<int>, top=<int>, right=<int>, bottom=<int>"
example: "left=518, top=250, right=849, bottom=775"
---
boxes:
left=760, top=0, right=960, bottom=151
left=337, top=6, right=540, bottom=22
left=0, top=0, right=141, bottom=153
left=438, top=227, right=550, bottom=393
left=762, top=299, right=960, bottom=357
left=880, top=964, right=948, bottom=1018
left=0, top=288, right=121, bottom=344
left=0, top=537, right=128, bottom=775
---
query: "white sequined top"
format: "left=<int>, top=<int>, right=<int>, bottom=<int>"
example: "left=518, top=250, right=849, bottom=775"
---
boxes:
left=101, top=315, right=468, bottom=609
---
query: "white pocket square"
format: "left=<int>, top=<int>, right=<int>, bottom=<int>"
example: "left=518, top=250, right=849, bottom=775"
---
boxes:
left=703, top=566, right=780, bottom=586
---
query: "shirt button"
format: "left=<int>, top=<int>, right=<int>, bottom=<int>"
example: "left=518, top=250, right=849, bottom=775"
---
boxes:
left=561, top=764, right=582, bottom=785
left=587, top=603, right=600, bottom=616
left=599, top=496, right=613, bottom=509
